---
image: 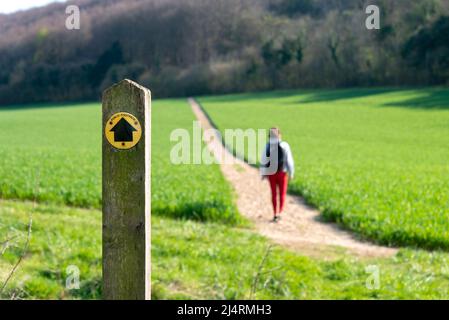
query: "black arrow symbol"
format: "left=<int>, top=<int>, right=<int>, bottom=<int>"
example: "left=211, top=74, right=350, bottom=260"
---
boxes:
left=110, top=117, right=137, bottom=142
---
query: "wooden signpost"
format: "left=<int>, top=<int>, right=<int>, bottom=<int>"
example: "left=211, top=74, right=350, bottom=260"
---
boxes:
left=102, top=79, right=151, bottom=300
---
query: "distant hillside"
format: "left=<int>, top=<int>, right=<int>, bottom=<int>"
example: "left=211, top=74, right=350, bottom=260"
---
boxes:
left=0, top=0, right=449, bottom=105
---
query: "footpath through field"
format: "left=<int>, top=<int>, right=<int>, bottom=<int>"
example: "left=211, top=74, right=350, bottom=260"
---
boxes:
left=189, top=98, right=397, bottom=258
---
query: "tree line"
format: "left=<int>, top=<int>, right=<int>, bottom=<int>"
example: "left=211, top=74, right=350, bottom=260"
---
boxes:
left=0, top=0, right=448, bottom=105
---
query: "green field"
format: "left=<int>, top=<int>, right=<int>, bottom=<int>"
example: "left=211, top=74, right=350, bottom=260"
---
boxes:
left=3, top=200, right=449, bottom=299
left=200, top=88, right=449, bottom=249
left=0, top=103, right=101, bottom=207
left=1, top=90, right=449, bottom=299
left=0, top=100, right=240, bottom=224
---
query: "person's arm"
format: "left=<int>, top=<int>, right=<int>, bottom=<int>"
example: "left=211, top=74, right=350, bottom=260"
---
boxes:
left=282, top=142, right=295, bottom=179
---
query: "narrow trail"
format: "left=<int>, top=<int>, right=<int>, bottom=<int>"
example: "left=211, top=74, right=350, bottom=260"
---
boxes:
left=189, top=98, right=397, bottom=258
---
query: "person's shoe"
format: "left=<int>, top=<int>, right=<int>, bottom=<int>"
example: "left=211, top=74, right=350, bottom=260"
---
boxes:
left=272, top=216, right=281, bottom=223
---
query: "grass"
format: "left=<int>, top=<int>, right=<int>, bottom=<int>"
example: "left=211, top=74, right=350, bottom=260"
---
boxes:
left=0, top=201, right=102, bottom=299
left=199, top=88, right=449, bottom=249
left=152, top=100, right=241, bottom=225
left=2, top=200, right=449, bottom=300
left=0, top=103, right=101, bottom=208
left=0, top=99, right=241, bottom=225
left=2, top=90, right=449, bottom=299
left=0, top=97, right=244, bottom=299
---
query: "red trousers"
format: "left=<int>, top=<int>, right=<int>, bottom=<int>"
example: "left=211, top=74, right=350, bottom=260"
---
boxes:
left=267, top=171, right=288, bottom=215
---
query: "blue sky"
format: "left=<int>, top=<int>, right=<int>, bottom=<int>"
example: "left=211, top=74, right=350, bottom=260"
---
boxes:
left=0, top=0, right=66, bottom=14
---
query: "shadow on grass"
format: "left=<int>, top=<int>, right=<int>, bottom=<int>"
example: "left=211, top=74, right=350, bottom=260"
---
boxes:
left=382, top=88, right=449, bottom=110
left=200, top=88, right=402, bottom=105
left=198, top=90, right=305, bottom=103
left=297, top=88, right=396, bottom=104
left=71, top=277, right=102, bottom=300
left=152, top=201, right=244, bottom=226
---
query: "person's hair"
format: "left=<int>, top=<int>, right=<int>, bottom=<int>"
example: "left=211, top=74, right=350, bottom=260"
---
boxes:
left=269, top=127, right=281, bottom=139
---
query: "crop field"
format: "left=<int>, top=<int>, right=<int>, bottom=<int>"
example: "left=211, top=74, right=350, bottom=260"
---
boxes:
left=199, top=88, right=449, bottom=249
left=0, top=98, right=240, bottom=298
left=0, top=103, right=101, bottom=207
left=1, top=91, right=449, bottom=299
left=151, top=101, right=240, bottom=224
left=0, top=100, right=239, bottom=224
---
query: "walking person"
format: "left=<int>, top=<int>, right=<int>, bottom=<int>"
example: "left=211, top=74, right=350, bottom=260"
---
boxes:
left=260, top=127, right=295, bottom=222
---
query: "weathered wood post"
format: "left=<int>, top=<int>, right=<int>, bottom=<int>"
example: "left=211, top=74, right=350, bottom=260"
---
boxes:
left=102, top=79, right=151, bottom=300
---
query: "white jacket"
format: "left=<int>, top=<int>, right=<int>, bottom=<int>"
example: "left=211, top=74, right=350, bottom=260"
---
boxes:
left=260, top=140, right=295, bottom=178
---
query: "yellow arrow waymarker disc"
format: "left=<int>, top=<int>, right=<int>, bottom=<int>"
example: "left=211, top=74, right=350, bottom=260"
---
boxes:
left=105, top=112, right=142, bottom=150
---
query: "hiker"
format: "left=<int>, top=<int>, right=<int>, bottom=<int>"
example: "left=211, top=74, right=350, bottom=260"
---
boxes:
left=261, top=127, right=295, bottom=222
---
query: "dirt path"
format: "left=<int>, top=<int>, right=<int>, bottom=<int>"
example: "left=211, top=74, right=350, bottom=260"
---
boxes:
left=189, top=98, right=397, bottom=258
